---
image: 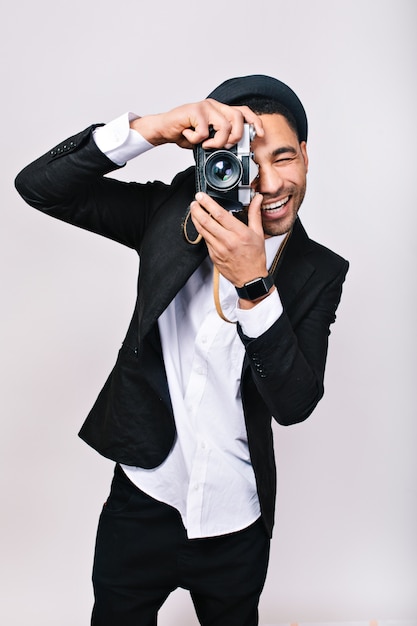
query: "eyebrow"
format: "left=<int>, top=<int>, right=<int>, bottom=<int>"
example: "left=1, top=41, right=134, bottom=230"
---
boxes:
left=271, top=146, right=298, bottom=157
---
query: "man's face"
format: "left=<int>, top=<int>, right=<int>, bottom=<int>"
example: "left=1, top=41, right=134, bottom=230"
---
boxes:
left=250, top=113, right=309, bottom=237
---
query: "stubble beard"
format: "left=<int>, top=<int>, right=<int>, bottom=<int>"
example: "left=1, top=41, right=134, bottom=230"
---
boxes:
left=261, top=183, right=306, bottom=237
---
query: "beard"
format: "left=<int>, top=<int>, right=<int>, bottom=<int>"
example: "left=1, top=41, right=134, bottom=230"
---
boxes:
left=261, top=182, right=306, bottom=237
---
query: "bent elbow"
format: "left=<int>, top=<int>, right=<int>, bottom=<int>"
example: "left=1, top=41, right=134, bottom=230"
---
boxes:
left=274, top=380, right=324, bottom=427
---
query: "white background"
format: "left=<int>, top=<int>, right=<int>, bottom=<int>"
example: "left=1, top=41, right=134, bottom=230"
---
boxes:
left=1, top=0, right=416, bottom=624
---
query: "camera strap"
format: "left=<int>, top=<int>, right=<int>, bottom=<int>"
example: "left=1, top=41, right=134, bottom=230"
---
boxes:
left=183, top=206, right=203, bottom=245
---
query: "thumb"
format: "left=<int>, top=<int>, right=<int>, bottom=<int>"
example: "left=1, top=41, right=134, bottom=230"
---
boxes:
left=247, top=193, right=264, bottom=235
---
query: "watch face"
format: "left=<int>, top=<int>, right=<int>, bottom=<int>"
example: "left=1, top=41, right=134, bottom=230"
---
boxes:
left=245, top=277, right=269, bottom=299
left=237, top=275, right=274, bottom=300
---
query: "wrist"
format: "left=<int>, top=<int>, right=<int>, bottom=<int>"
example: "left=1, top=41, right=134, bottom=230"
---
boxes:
left=235, top=274, right=275, bottom=304
left=130, top=115, right=165, bottom=146
left=238, top=285, right=276, bottom=309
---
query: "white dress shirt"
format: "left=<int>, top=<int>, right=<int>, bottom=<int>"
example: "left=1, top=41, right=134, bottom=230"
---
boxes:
left=93, top=113, right=285, bottom=538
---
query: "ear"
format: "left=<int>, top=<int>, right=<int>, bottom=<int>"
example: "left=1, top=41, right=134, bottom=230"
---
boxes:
left=300, top=141, right=309, bottom=172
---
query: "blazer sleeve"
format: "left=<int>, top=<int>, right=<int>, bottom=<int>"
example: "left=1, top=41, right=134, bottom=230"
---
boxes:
left=14, top=125, right=175, bottom=251
left=239, top=251, right=349, bottom=426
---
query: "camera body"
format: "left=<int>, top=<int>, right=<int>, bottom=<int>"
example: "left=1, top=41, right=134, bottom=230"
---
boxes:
left=194, top=124, right=258, bottom=215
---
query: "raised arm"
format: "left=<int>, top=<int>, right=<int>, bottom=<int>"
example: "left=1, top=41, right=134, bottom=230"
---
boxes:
left=14, top=101, right=263, bottom=250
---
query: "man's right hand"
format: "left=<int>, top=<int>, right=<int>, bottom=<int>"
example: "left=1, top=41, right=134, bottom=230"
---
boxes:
left=130, top=99, right=264, bottom=150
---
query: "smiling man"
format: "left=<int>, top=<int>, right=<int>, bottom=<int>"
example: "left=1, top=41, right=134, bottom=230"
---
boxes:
left=15, top=75, right=349, bottom=626
left=251, top=113, right=308, bottom=236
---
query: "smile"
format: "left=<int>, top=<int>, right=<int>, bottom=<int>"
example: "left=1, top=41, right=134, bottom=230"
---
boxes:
left=261, top=196, right=290, bottom=213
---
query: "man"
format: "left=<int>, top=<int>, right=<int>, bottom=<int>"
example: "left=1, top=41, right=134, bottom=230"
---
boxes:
left=15, top=75, right=349, bottom=626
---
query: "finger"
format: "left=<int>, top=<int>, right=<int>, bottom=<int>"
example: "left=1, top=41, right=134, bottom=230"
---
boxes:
left=234, top=105, right=265, bottom=138
left=190, top=202, right=239, bottom=255
left=247, top=193, right=264, bottom=236
left=206, top=105, right=245, bottom=149
left=190, top=197, right=226, bottom=240
left=189, top=203, right=220, bottom=251
left=194, top=192, right=242, bottom=232
left=199, top=100, right=246, bottom=149
left=201, top=102, right=263, bottom=149
left=182, top=119, right=232, bottom=149
left=181, top=118, right=216, bottom=145
left=180, top=101, right=234, bottom=148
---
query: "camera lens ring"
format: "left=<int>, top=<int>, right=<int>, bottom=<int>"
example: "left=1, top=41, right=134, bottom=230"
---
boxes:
left=204, top=151, right=243, bottom=191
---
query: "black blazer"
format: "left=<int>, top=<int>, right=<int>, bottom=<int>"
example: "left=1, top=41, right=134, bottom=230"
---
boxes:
left=15, top=125, right=349, bottom=536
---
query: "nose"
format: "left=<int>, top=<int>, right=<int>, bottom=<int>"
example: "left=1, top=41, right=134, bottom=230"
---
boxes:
left=253, top=164, right=283, bottom=196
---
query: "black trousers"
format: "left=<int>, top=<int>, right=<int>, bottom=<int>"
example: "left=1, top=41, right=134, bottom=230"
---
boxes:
left=91, top=464, right=270, bottom=626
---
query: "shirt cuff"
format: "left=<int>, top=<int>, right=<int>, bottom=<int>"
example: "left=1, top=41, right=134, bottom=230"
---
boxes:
left=236, top=288, right=283, bottom=338
left=93, top=112, right=154, bottom=165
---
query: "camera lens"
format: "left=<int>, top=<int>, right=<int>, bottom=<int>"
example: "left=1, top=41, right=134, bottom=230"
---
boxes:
left=204, top=151, right=243, bottom=191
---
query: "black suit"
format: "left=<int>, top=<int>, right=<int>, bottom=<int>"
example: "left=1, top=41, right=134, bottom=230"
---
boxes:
left=15, top=125, right=349, bottom=538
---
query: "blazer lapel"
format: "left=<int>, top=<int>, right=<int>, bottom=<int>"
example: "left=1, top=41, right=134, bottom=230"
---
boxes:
left=273, top=218, right=315, bottom=311
left=137, top=177, right=208, bottom=340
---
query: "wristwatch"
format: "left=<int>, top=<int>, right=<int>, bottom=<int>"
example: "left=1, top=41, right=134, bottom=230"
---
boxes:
left=235, top=274, right=274, bottom=301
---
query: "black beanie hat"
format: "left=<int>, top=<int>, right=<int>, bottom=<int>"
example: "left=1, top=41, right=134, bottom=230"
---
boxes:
left=207, top=74, right=308, bottom=142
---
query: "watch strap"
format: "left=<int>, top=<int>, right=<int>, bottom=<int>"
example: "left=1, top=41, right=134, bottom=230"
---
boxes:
left=235, top=274, right=274, bottom=301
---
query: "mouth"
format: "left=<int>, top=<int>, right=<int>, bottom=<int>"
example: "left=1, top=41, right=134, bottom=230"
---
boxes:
left=261, top=196, right=290, bottom=215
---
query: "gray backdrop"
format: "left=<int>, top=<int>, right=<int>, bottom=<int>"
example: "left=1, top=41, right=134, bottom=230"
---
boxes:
left=1, top=0, right=416, bottom=624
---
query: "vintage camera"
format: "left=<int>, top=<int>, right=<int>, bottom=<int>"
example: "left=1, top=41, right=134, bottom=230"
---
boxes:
left=194, top=124, right=258, bottom=216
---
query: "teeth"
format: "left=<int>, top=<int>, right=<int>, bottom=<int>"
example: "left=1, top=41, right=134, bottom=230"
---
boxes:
left=262, top=196, right=289, bottom=211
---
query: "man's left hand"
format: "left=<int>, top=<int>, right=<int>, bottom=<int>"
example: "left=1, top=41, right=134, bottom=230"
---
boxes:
left=190, top=192, right=269, bottom=290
